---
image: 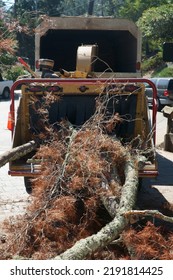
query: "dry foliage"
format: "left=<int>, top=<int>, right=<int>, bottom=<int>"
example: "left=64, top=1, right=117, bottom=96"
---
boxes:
left=0, top=11, right=18, bottom=55
left=123, top=222, right=173, bottom=260
left=0, top=92, right=173, bottom=260
left=0, top=118, right=127, bottom=259
left=0, top=38, right=17, bottom=55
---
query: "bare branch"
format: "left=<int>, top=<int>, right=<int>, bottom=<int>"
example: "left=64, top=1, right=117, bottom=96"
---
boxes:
left=125, top=210, right=173, bottom=224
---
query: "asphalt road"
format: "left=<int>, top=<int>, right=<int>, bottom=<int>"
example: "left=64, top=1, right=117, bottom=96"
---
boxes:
left=0, top=97, right=172, bottom=223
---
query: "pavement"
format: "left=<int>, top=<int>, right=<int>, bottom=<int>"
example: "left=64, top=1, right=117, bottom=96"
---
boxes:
left=137, top=149, right=173, bottom=211
left=137, top=112, right=173, bottom=211
left=0, top=97, right=30, bottom=222
left=0, top=164, right=30, bottom=222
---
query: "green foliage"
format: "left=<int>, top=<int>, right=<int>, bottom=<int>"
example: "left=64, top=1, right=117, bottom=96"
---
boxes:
left=142, top=52, right=165, bottom=73
left=15, top=0, right=61, bottom=19
left=59, top=0, right=88, bottom=16
left=4, top=65, right=27, bottom=81
left=0, top=0, right=5, bottom=8
left=118, top=0, right=170, bottom=21
left=0, top=53, right=16, bottom=66
left=152, top=66, right=173, bottom=77
left=142, top=56, right=173, bottom=78
left=138, top=4, right=173, bottom=41
left=2, top=0, right=173, bottom=79
left=92, top=0, right=119, bottom=16
left=59, top=0, right=119, bottom=16
left=37, top=0, right=61, bottom=16
left=0, top=7, right=18, bottom=72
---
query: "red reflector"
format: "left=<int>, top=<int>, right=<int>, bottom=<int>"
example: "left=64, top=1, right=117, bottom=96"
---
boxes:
left=28, top=86, right=43, bottom=92
left=27, top=86, right=62, bottom=92
left=35, top=60, right=39, bottom=69
left=164, top=90, right=169, bottom=96
left=136, top=61, right=141, bottom=71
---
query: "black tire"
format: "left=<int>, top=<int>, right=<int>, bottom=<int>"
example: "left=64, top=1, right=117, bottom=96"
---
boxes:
left=157, top=98, right=163, bottom=111
left=24, top=177, right=32, bottom=194
left=2, top=87, right=10, bottom=100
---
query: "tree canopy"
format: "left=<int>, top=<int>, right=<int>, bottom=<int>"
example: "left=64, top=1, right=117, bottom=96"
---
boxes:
left=118, top=0, right=171, bottom=21
left=1, top=0, right=173, bottom=71
left=138, top=4, right=173, bottom=41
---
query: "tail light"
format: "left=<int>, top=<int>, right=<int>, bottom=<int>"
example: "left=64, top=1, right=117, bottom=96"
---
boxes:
left=164, top=90, right=169, bottom=96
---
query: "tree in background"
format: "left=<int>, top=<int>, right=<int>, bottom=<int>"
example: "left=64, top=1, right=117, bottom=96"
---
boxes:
left=59, top=0, right=120, bottom=17
left=138, top=4, right=173, bottom=42
left=0, top=0, right=16, bottom=55
left=118, top=0, right=171, bottom=22
left=137, top=4, right=173, bottom=59
left=14, top=0, right=61, bottom=19
left=1, top=0, right=173, bottom=72
left=12, top=0, right=63, bottom=66
left=59, top=0, right=88, bottom=16
left=0, top=3, right=18, bottom=75
left=0, top=0, right=4, bottom=8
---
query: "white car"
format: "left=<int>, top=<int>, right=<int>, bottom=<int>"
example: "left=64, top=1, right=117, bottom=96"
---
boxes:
left=0, top=76, right=13, bottom=99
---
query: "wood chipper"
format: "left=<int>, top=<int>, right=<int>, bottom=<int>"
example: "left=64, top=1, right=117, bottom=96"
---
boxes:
left=8, top=17, right=158, bottom=192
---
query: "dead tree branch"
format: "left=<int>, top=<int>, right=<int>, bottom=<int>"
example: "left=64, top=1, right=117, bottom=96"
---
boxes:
left=53, top=157, right=138, bottom=260
left=125, top=210, right=173, bottom=224
left=0, top=140, right=37, bottom=168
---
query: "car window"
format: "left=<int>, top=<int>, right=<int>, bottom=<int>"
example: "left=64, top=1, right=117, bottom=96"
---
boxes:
left=144, top=79, right=157, bottom=89
left=168, top=79, right=173, bottom=90
left=157, top=79, right=169, bottom=89
left=151, top=78, right=157, bottom=82
left=144, top=83, right=151, bottom=88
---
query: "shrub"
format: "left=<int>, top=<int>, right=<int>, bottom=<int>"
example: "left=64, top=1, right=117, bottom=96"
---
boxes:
left=142, top=52, right=166, bottom=74
left=152, top=66, right=173, bottom=77
left=4, top=65, right=28, bottom=81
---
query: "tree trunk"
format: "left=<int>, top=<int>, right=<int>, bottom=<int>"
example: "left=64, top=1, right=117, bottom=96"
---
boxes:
left=88, top=0, right=95, bottom=15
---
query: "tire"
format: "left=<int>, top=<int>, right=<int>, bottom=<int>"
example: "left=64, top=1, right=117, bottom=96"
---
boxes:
left=24, top=177, right=32, bottom=194
left=2, top=87, right=10, bottom=100
left=156, top=98, right=162, bottom=112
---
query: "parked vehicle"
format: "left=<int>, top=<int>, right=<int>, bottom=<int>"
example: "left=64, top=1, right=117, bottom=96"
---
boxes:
left=145, top=77, right=173, bottom=110
left=0, top=74, right=13, bottom=99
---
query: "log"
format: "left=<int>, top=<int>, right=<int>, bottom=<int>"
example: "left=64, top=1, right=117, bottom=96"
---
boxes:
left=53, top=156, right=139, bottom=260
left=0, top=140, right=37, bottom=168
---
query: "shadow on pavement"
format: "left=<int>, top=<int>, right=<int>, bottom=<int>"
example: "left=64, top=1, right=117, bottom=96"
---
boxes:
left=136, top=150, right=173, bottom=228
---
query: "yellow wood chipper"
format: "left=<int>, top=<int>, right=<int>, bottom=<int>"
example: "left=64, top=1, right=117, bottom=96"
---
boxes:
left=8, top=17, right=158, bottom=192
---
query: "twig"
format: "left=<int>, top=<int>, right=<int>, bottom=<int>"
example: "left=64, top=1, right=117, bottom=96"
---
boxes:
left=124, top=210, right=173, bottom=224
